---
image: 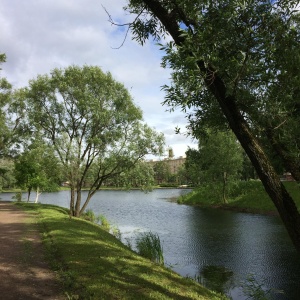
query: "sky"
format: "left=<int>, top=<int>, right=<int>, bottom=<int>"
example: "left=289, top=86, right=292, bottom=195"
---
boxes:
left=0, top=0, right=197, bottom=159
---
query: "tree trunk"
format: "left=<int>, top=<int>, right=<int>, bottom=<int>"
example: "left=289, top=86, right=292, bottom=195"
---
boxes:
left=34, top=186, right=41, bottom=203
left=70, top=187, right=75, bottom=217
left=222, top=172, right=227, bottom=204
left=79, top=193, right=93, bottom=216
left=27, top=187, right=31, bottom=202
left=74, top=187, right=82, bottom=217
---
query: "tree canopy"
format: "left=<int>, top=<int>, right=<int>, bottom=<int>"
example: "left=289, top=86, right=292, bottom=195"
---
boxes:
left=123, top=0, right=300, bottom=252
left=0, top=53, right=13, bottom=158
left=14, top=65, right=164, bottom=216
left=186, top=130, right=243, bottom=202
left=14, top=139, right=61, bottom=202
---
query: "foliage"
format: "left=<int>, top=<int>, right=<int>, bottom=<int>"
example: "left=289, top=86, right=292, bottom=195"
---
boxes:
left=12, top=191, right=23, bottom=202
left=0, top=158, right=16, bottom=190
left=185, top=130, right=243, bottom=202
left=14, top=141, right=61, bottom=202
left=0, top=53, right=14, bottom=158
left=99, top=214, right=110, bottom=231
left=125, top=0, right=300, bottom=179
left=14, top=65, right=165, bottom=216
left=124, top=0, right=300, bottom=252
left=16, top=202, right=226, bottom=299
left=136, top=231, right=164, bottom=264
left=107, top=160, right=155, bottom=191
left=81, top=209, right=99, bottom=223
left=153, top=160, right=171, bottom=184
left=178, top=181, right=300, bottom=214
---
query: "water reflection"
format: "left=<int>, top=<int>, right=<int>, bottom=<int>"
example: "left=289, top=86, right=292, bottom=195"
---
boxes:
left=197, top=265, right=234, bottom=295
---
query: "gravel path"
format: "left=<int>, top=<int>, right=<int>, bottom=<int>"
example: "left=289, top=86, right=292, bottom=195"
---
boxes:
left=0, top=202, right=65, bottom=300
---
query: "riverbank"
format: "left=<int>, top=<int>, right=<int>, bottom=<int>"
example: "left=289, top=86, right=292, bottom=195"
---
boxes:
left=15, top=202, right=227, bottom=300
left=178, top=181, right=300, bottom=215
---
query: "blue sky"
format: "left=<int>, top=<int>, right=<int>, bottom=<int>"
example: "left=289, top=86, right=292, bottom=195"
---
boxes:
left=0, top=0, right=197, bottom=158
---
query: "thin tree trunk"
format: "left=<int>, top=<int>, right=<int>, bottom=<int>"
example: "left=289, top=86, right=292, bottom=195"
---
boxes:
left=27, top=187, right=31, bottom=202
left=79, top=193, right=93, bottom=216
left=70, top=187, right=75, bottom=217
left=34, top=186, right=41, bottom=203
left=74, top=189, right=82, bottom=217
left=222, top=172, right=227, bottom=204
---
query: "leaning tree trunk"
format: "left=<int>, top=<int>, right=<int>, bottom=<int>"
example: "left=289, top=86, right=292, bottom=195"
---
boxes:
left=74, top=188, right=82, bottom=217
left=207, top=85, right=300, bottom=252
left=141, top=0, right=300, bottom=252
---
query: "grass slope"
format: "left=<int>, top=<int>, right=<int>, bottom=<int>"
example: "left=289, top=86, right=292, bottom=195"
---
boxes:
left=16, top=202, right=227, bottom=300
left=179, top=181, right=300, bottom=215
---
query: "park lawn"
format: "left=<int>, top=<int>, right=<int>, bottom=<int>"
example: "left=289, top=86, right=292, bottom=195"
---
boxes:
left=16, top=202, right=227, bottom=300
left=179, top=181, right=300, bottom=215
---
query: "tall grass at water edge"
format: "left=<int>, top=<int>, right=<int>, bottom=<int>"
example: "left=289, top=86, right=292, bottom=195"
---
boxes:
left=136, top=231, right=164, bottom=265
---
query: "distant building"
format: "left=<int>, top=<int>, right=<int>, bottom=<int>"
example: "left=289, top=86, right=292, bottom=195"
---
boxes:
left=147, top=156, right=186, bottom=175
left=164, top=156, right=186, bottom=174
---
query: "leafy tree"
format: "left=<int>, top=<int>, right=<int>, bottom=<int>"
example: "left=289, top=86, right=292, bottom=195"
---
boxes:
left=0, top=158, right=15, bottom=190
left=186, top=130, right=243, bottom=203
left=14, top=143, right=61, bottom=202
left=123, top=1, right=300, bottom=251
left=153, top=160, right=171, bottom=184
left=0, top=54, right=14, bottom=158
left=108, top=160, right=155, bottom=190
left=14, top=65, right=164, bottom=216
left=176, top=165, right=190, bottom=186
left=185, top=148, right=202, bottom=187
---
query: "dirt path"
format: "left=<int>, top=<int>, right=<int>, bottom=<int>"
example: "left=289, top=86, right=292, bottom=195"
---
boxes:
left=0, top=202, right=65, bottom=300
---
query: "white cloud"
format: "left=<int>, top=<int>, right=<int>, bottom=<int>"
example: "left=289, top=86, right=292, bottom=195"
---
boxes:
left=0, top=0, right=195, bottom=157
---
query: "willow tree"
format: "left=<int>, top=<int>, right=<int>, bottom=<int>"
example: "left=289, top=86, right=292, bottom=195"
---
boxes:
left=16, top=65, right=164, bottom=216
left=122, top=1, right=300, bottom=252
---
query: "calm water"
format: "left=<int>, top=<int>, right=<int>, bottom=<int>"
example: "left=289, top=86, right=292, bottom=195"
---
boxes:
left=1, top=189, right=300, bottom=299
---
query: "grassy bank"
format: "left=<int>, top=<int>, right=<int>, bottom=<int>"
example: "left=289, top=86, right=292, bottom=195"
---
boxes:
left=16, top=202, right=227, bottom=300
left=178, top=181, right=300, bottom=215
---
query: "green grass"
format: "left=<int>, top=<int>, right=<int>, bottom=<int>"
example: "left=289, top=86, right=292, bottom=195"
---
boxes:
left=15, top=202, right=227, bottom=300
left=136, top=232, right=164, bottom=265
left=178, top=181, right=300, bottom=215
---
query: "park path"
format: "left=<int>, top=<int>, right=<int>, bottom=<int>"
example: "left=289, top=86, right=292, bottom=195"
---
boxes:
left=0, top=201, right=65, bottom=300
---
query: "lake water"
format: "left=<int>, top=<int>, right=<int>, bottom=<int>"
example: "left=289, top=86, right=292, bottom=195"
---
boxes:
left=1, top=189, right=300, bottom=299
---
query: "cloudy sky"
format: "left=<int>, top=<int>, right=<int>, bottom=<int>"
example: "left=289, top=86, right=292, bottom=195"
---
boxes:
left=0, top=0, right=197, bottom=158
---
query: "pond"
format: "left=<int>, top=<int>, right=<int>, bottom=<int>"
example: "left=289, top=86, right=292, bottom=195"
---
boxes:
left=1, top=189, right=300, bottom=299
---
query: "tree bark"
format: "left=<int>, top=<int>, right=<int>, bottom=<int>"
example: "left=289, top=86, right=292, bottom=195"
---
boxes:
left=141, top=0, right=300, bottom=252
left=34, top=186, right=41, bottom=203
left=70, top=187, right=75, bottom=217
left=74, top=187, right=82, bottom=217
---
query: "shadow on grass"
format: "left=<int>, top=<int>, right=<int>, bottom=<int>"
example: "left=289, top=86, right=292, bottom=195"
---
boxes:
left=15, top=202, right=226, bottom=299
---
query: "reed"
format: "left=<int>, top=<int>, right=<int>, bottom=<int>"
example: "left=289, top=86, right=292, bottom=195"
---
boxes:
left=136, top=232, right=164, bottom=265
left=99, top=214, right=110, bottom=231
